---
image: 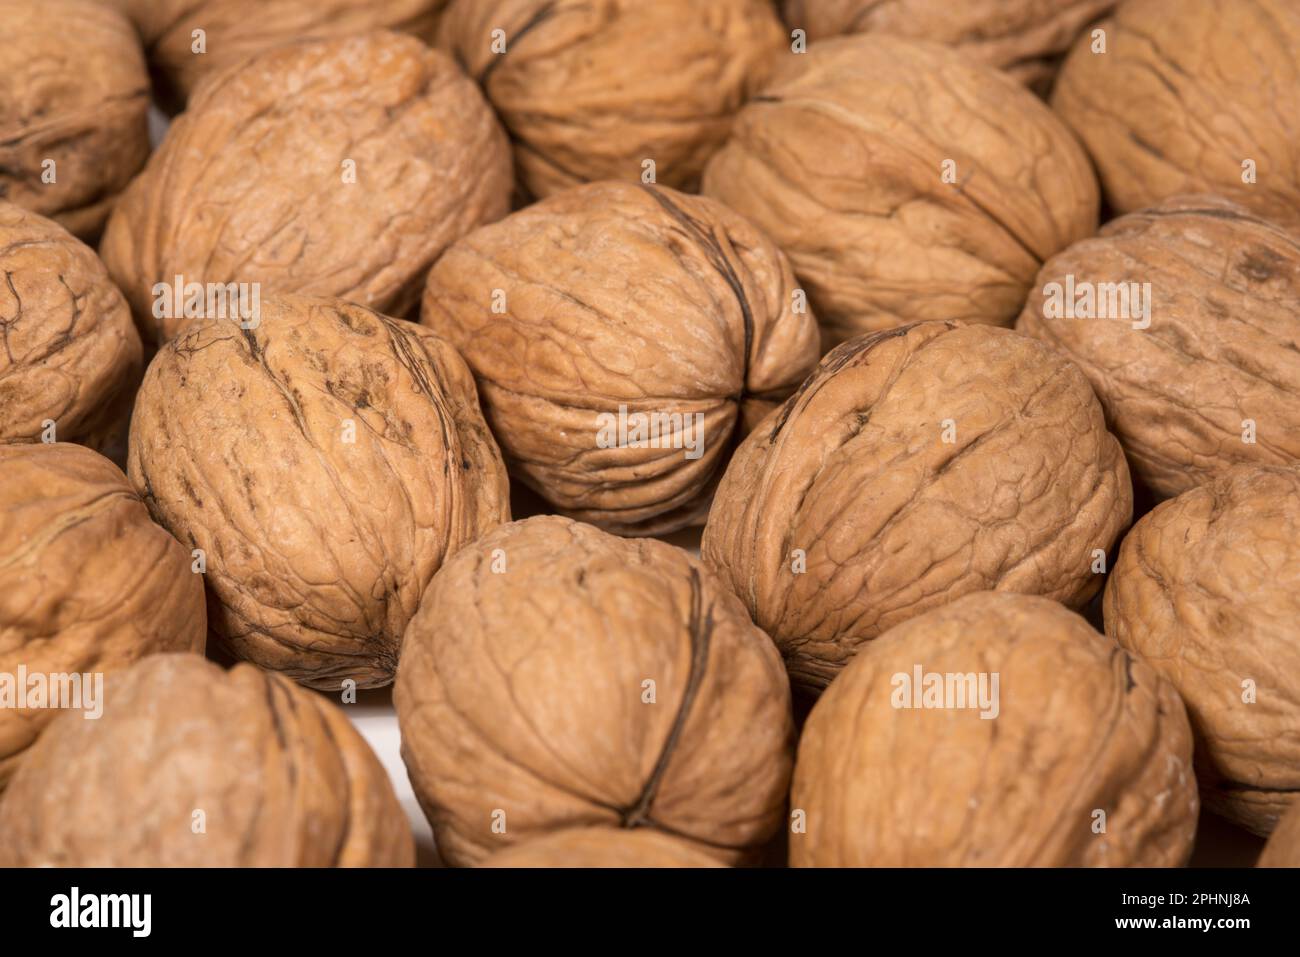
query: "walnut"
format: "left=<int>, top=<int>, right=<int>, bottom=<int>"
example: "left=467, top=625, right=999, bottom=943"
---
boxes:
left=1259, top=802, right=1300, bottom=868
left=0, top=0, right=150, bottom=239
left=1052, top=0, right=1300, bottom=230
left=421, top=181, right=820, bottom=536
left=115, top=0, right=449, bottom=110
left=702, top=34, right=1099, bottom=347
left=0, top=203, right=141, bottom=450
left=779, top=0, right=1116, bottom=91
left=435, top=0, right=786, bottom=199
left=702, top=321, right=1132, bottom=695
left=100, top=31, right=511, bottom=344
left=478, top=827, right=726, bottom=868
left=790, top=592, right=1198, bottom=866
left=394, top=515, right=795, bottom=867
left=1016, top=196, right=1300, bottom=499
left=0, top=443, right=205, bottom=788
left=0, top=654, right=413, bottom=866
left=127, top=295, right=510, bottom=690
left=1104, top=465, right=1300, bottom=836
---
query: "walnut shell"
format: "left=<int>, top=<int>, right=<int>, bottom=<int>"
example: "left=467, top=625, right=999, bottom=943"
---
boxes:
left=780, top=0, right=1116, bottom=90
left=127, top=295, right=510, bottom=690
left=394, top=515, right=795, bottom=867
left=0, top=443, right=205, bottom=787
left=1259, top=802, right=1300, bottom=868
left=421, top=181, right=820, bottom=536
left=436, top=0, right=786, bottom=199
left=0, top=202, right=141, bottom=450
left=1052, top=0, right=1300, bottom=230
left=1104, top=465, right=1300, bottom=835
left=0, top=0, right=150, bottom=239
left=1016, top=196, right=1300, bottom=499
left=479, top=827, right=727, bottom=868
left=100, top=31, right=511, bottom=344
left=702, top=35, right=1099, bottom=347
left=791, top=592, right=1198, bottom=866
left=0, top=654, right=413, bottom=866
left=702, top=321, right=1132, bottom=694
left=117, top=0, right=448, bottom=109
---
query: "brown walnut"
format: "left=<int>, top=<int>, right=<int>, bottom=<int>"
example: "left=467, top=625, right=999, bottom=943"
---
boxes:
left=1104, top=465, right=1300, bottom=836
left=1052, top=0, right=1300, bottom=230
left=100, top=31, right=511, bottom=343
left=1017, top=196, right=1300, bottom=499
left=702, top=321, right=1132, bottom=694
left=0, top=654, right=413, bottom=866
left=0, top=443, right=206, bottom=788
left=1259, top=802, right=1300, bottom=868
left=422, top=180, right=820, bottom=536
left=702, top=34, right=1098, bottom=348
left=394, top=515, right=795, bottom=867
left=114, top=0, right=449, bottom=110
left=780, top=0, right=1116, bottom=91
left=791, top=592, right=1199, bottom=866
left=0, top=202, right=141, bottom=450
left=127, top=295, right=509, bottom=690
left=0, top=0, right=150, bottom=239
left=478, top=827, right=727, bottom=868
left=435, top=0, right=786, bottom=199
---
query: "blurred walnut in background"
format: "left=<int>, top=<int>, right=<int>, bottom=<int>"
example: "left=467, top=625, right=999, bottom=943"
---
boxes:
left=100, top=32, right=511, bottom=343
left=1053, top=0, right=1300, bottom=229
left=703, top=35, right=1098, bottom=347
left=781, top=0, right=1116, bottom=91
left=114, top=0, right=449, bottom=109
left=0, top=202, right=141, bottom=451
left=0, top=0, right=149, bottom=239
left=437, top=0, right=786, bottom=199
left=0, top=655, right=413, bottom=866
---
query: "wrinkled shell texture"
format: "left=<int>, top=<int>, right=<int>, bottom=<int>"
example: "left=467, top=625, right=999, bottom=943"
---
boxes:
left=0, top=655, right=413, bottom=866
left=0, top=0, right=150, bottom=238
left=1053, top=0, right=1300, bottom=229
left=100, top=32, right=511, bottom=343
left=127, top=296, right=509, bottom=691
left=703, top=321, right=1132, bottom=694
left=780, top=0, right=1117, bottom=88
left=0, top=444, right=206, bottom=787
left=478, top=826, right=727, bottom=868
left=1259, top=801, right=1300, bottom=867
left=0, top=203, right=141, bottom=448
left=422, top=181, right=820, bottom=535
left=395, top=515, right=795, bottom=867
left=792, top=592, right=1198, bottom=867
left=1017, top=196, right=1300, bottom=498
left=436, top=0, right=786, bottom=198
left=118, top=0, right=448, bottom=107
left=1104, top=466, right=1300, bottom=836
left=702, top=35, right=1099, bottom=347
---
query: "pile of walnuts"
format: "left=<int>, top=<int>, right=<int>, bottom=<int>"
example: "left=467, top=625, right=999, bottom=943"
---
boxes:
left=0, top=0, right=1297, bottom=870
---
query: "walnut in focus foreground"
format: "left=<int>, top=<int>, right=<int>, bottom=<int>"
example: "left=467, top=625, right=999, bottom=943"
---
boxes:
left=1105, top=466, right=1300, bottom=836
left=479, top=828, right=726, bottom=868
left=395, top=516, right=795, bottom=866
left=791, top=592, right=1198, bottom=866
left=0, top=444, right=206, bottom=788
left=436, top=0, right=786, bottom=199
left=703, top=321, right=1132, bottom=694
left=702, top=35, right=1098, bottom=347
left=0, top=654, right=413, bottom=866
left=0, top=0, right=150, bottom=239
